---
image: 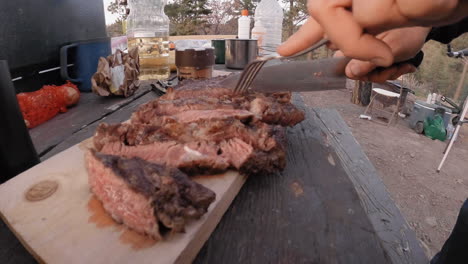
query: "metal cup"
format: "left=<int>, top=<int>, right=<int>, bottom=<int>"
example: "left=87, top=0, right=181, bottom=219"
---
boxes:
left=225, top=39, right=258, bottom=69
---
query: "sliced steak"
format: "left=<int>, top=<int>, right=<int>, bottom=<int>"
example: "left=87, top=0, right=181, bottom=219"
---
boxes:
left=98, top=139, right=259, bottom=174
left=133, top=96, right=304, bottom=127
left=86, top=151, right=216, bottom=237
left=133, top=86, right=304, bottom=127
left=249, top=95, right=305, bottom=127
left=132, top=97, right=237, bottom=123
left=95, top=117, right=283, bottom=153
left=161, top=76, right=234, bottom=100
left=94, top=117, right=287, bottom=174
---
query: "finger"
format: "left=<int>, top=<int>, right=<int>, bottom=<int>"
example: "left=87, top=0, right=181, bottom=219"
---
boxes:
left=277, top=18, right=324, bottom=56
left=310, top=0, right=394, bottom=66
left=345, top=59, right=377, bottom=79
left=333, top=50, right=344, bottom=58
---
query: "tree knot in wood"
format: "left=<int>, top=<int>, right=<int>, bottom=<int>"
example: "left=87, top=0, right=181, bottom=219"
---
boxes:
left=25, top=180, right=59, bottom=202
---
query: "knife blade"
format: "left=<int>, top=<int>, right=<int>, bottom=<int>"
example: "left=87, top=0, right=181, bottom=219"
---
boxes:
left=219, top=57, right=351, bottom=93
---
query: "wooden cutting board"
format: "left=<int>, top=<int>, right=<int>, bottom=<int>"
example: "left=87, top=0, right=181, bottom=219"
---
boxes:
left=0, top=139, right=247, bottom=264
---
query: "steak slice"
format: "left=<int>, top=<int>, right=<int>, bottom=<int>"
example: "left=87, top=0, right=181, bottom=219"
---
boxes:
left=132, top=97, right=237, bottom=123
left=161, top=76, right=234, bottom=100
left=95, top=117, right=282, bottom=153
left=133, top=89, right=304, bottom=127
left=133, top=109, right=256, bottom=127
left=94, top=117, right=287, bottom=174
left=99, top=139, right=256, bottom=174
left=86, top=151, right=216, bottom=237
left=249, top=95, right=305, bottom=127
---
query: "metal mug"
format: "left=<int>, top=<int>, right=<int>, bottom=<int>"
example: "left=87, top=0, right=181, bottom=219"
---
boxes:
left=225, top=39, right=258, bottom=69
left=60, top=37, right=111, bottom=92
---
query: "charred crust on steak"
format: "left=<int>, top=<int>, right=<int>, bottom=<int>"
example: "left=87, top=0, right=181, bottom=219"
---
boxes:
left=91, top=151, right=216, bottom=232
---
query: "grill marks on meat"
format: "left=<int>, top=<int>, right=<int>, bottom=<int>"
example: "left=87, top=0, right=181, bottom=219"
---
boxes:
left=86, top=151, right=215, bottom=238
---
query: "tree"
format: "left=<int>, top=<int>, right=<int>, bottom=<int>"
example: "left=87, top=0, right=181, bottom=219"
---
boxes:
left=282, top=0, right=308, bottom=40
left=165, top=0, right=212, bottom=35
left=203, top=0, right=236, bottom=35
left=414, top=34, right=468, bottom=101
left=107, top=0, right=129, bottom=21
left=234, top=0, right=257, bottom=16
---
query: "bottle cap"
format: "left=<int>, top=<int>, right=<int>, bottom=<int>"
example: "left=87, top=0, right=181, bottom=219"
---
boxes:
left=241, top=10, right=248, bottom=16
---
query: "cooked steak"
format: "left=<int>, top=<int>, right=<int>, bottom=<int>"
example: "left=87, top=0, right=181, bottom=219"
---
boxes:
left=161, top=77, right=234, bottom=100
left=132, top=78, right=304, bottom=127
left=86, top=76, right=304, bottom=239
left=86, top=151, right=216, bottom=238
left=97, top=113, right=279, bottom=149
left=99, top=140, right=232, bottom=174
left=94, top=115, right=287, bottom=174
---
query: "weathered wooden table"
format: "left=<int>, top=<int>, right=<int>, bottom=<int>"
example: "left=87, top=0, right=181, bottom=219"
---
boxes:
left=0, top=78, right=428, bottom=263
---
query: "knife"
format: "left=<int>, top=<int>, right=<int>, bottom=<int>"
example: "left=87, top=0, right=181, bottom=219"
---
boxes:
left=219, top=52, right=424, bottom=93
left=219, top=57, right=350, bottom=93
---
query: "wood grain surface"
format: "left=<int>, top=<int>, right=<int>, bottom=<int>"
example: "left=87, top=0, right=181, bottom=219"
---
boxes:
left=194, top=95, right=427, bottom=264
left=0, top=143, right=247, bottom=264
left=0, top=92, right=427, bottom=263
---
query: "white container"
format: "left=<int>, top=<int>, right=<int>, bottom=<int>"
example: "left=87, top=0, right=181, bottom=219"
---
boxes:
left=238, top=10, right=251, bottom=39
left=253, top=0, right=283, bottom=56
left=431, top=93, right=437, bottom=104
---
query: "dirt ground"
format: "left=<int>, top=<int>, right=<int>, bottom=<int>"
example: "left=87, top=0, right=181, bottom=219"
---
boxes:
left=301, top=89, right=468, bottom=258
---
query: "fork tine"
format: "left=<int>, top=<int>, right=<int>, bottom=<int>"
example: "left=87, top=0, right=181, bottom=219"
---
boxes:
left=239, top=61, right=266, bottom=93
left=233, top=63, right=255, bottom=94
left=236, top=62, right=260, bottom=92
left=234, top=62, right=257, bottom=93
left=232, top=38, right=329, bottom=95
left=234, top=60, right=266, bottom=94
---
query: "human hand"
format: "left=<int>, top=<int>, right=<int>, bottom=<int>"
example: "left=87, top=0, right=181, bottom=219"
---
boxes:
left=277, top=0, right=468, bottom=67
left=335, top=27, right=431, bottom=83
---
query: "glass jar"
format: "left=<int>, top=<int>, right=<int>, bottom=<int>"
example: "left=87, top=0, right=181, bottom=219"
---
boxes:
left=126, top=0, right=170, bottom=80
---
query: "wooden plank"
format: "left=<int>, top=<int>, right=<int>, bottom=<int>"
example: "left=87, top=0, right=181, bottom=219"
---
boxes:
left=29, top=84, right=152, bottom=156
left=0, top=142, right=246, bottom=264
left=310, top=107, right=428, bottom=263
left=194, top=94, right=427, bottom=264
left=0, top=90, right=426, bottom=263
left=195, top=96, right=390, bottom=264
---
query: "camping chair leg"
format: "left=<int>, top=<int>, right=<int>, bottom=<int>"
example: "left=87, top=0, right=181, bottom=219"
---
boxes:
left=438, top=124, right=462, bottom=172
left=438, top=96, right=468, bottom=172
left=364, top=93, right=377, bottom=116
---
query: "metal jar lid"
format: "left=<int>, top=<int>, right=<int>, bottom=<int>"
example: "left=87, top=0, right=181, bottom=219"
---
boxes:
left=175, top=48, right=215, bottom=68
